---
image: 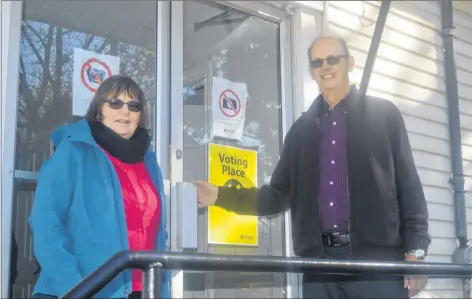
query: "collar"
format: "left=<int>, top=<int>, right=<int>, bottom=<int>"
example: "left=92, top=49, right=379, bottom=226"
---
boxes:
left=321, top=91, right=350, bottom=114
left=307, top=85, right=361, bottom=118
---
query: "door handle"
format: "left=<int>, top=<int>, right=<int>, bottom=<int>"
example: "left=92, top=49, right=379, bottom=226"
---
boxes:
left=176, top=181, right=198, bottom=250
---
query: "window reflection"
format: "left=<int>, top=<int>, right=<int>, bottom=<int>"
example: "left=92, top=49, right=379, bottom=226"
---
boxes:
left=183, top=3, right=282, bottom=186
left=16, top=1, right=157, bottom=172
left=182, top=1, right=285, bottom=297
left=11, top=2, right=157, bottom=297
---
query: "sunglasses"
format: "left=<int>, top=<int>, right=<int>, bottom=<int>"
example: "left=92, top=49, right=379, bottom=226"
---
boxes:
left=104, top=99, right=142, bottom=112
left=310, top=54, right=349, bottom=69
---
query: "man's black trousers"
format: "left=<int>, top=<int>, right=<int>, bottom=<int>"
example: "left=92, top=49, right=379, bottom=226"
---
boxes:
left=302, top=245, right=409, bottom=299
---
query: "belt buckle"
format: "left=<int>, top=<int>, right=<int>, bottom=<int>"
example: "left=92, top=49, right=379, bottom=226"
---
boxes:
left=330, top=232, right=341, bottom=247
left=326, top=235, right=332, bottom=247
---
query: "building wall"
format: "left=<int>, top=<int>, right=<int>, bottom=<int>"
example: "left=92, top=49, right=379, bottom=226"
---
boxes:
left=326, top=1, right=462, bottom=297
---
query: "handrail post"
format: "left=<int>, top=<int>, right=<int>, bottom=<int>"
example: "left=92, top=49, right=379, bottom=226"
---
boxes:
left=142, top=262, right=162, bottom=299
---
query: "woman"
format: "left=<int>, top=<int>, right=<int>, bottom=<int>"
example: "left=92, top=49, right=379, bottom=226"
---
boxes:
left=29, top=75, right=169, bottom=299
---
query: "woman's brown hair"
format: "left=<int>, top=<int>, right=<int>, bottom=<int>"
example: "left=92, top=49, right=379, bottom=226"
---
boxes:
left=85, top=75, right=148, bottom=128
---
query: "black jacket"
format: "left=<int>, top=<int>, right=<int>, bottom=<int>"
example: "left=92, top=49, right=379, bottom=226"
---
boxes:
left=216, top=86, right=431, bottom=260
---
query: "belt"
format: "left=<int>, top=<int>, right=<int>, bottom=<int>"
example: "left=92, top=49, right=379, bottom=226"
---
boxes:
left=322, top=232, right=350, bottom=247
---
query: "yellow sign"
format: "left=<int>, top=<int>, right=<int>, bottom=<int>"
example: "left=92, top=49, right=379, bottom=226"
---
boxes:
left=208, top=143, right=258, bottom=246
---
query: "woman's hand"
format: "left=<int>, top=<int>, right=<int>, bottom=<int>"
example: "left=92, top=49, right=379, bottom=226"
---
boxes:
left=193, top=181, right=218, bottom=208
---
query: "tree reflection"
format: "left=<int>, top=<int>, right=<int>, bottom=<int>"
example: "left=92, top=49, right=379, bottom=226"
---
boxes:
left=17, top=20, right=156, bottom=171
left=181, top=9, right=285, bottom=292
left=183, top=14, right=281, bottom=185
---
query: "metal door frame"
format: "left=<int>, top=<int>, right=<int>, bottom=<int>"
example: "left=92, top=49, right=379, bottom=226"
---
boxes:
left=1, top=2, right=23, bottom=297
left=169, top=1, right=296, bottom=298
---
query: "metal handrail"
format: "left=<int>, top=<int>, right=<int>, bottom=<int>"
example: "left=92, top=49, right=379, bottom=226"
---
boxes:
left=62, top=250, right=472, bottom=299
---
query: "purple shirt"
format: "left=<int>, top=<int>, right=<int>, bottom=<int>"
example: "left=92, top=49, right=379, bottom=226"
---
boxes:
left=318, top=97, right=350, bottom=233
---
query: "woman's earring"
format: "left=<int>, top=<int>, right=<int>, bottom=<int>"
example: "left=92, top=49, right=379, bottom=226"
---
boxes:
left=95, top=114, right=103, bottom=121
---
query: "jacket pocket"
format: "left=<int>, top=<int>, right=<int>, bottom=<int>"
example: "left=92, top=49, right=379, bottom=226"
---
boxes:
left=354, top=157, right=401, bottom=246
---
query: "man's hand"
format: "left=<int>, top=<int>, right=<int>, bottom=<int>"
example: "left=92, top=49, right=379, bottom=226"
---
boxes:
left=404, top=253, right=428, bottom=297
left=194, top=180, right=218, bottom=208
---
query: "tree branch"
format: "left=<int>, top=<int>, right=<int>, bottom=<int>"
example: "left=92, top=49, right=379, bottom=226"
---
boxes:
left=19, top=57, right=34, bottom=103
left=36, top=25, right=54, bottom=104
left=53, top=27, right=63, bottom=99
left=22, top=26, right=46, bottom=67
left=97, top=39, right=110, bottom=53
left=25, top=22, right=47, bottom=47
left=83, top=34, right=96, bottom=50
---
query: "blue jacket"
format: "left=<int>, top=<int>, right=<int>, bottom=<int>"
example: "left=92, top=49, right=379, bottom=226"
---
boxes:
left=29, top=119, right=170, bottom=298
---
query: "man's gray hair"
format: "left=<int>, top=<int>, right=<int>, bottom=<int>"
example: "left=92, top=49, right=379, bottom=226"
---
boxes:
left=307, top=35, right=351, bottom=61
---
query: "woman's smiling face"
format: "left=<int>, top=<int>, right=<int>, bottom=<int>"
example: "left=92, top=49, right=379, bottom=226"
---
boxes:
left=101, top=93, right=142, bottom=139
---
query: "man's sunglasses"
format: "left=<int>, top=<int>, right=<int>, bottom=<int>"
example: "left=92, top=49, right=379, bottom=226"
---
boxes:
left=309, top=54, right=349, bottom=69
left=104, top=99, right=142, bottom=112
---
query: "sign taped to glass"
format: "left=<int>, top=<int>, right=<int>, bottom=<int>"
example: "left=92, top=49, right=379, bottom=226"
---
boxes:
left=208, top=143, right=258, bottom=246
left=211, top=77, right=248, bottom=141
left=72, top=48, right=120, bottom=116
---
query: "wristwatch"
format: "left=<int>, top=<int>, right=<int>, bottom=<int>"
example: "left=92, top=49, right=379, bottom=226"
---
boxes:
left=408, top=249, right=426, bottom=260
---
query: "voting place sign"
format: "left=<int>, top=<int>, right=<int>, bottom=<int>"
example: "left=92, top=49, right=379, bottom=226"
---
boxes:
left=207, top=143, right=258, bottom=246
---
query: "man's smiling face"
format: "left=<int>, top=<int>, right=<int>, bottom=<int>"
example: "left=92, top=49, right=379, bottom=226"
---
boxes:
left=309, top=37, right=354, bottom=94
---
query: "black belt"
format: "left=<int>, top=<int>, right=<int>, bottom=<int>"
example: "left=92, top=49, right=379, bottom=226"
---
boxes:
left=322, top=233, right=350, bottom=247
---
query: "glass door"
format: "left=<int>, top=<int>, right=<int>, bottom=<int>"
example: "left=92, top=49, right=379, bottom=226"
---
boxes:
left=170, top=1, right=294, bottom=298
left=3, top=1, right=161, bottom=297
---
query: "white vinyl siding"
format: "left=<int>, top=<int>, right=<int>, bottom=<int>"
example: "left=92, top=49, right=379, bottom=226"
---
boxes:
left=326, top=1, right=461, bottom=297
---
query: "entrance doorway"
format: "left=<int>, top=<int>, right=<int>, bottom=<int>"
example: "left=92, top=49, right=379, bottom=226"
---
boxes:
left=169, top=1, right=293, bottom=298
left=5, top=2, right=160, bottom=297
left=2, top=1, right=294, bottom=298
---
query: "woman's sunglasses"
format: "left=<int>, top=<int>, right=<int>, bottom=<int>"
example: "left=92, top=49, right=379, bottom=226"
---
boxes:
left=104, top=99, right=142, bottom=112
left=310, top=54, right=349, bottom=69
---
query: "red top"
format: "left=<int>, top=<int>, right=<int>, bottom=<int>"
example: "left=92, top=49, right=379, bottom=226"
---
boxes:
left=103, top=149, right=161, bottom=292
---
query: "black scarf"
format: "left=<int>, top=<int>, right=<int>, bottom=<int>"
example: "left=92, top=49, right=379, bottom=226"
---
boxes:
left=88, top=121, right=150, bottom=164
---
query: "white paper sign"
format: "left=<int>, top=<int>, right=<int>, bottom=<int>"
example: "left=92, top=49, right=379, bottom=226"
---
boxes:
left=72, top=48, right=120, bottom=116
left=211, top=77, right=248, bottom=141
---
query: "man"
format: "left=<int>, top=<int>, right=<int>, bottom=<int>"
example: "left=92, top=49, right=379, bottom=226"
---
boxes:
left=195, top=35, right=430, bottom=298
